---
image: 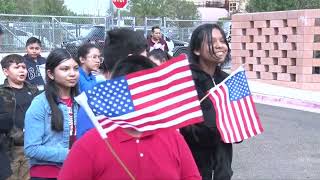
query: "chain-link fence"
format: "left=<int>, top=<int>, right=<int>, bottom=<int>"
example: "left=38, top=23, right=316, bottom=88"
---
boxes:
left=0, top=14, right=229, bottom=55
left=0, top=14, right=107, bottom=53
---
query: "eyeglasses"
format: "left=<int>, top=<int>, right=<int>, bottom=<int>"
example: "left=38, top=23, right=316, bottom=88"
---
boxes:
left=86, top=55, right=104, bottom=63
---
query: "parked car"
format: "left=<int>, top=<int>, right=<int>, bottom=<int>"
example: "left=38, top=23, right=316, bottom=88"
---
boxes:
left=61, top=25, right=106, bottom=57
left=61, top=25, right=189, bottom=57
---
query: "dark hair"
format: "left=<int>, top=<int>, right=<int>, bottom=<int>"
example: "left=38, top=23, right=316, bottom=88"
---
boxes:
left=111, top=55, right=156, bottom=78
left=45, top=48, right=79, bottom=131
left=102, top=28, right=148, bottom=73
left=26, top=37, right=42, bottom=47
left=1, top=54, right=24, bottom=69
left=77, top=43, right=100, bottom=62
left=148, top=49, right=171, bottom=64
left=151, top=26, right=161, bottom=32
left=189, top=24, right=231, bottom=68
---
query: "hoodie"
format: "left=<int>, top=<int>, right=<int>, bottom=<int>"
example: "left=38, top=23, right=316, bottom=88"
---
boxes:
left=23, top=54, right=46, bottom=89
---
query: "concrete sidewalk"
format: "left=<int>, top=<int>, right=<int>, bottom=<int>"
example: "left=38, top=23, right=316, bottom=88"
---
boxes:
left=249, top=80, right=320, bottom=113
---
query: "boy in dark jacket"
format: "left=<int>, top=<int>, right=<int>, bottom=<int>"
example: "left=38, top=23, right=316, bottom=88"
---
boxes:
left=0, top=54, right=38, bottom=180
left=23, top=37, right=46, bottom=91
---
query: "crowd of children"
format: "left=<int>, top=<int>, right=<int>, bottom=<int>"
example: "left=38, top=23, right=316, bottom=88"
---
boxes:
left=0, top=23, right=234, bottom=180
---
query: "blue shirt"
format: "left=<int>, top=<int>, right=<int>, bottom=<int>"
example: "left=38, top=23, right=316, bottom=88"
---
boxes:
left=78, top=67, right=96, bottom=93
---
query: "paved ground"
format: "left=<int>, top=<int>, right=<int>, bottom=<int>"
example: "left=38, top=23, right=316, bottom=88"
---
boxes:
left=232, top=104, right=320, bottom=180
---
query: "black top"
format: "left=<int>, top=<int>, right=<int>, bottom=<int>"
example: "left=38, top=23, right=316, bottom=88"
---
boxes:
left=12, top=87, right=34, bottom=129
left=180, top=64, right=229, bottom=147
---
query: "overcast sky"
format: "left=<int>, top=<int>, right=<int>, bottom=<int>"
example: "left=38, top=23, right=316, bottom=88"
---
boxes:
left=64, top=0, right=111, bottom=15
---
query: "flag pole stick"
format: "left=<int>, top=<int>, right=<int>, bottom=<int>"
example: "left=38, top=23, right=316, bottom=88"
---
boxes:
left=200, top=78, right=217, bottom=103
left=200, top=91, right=211, bottom=103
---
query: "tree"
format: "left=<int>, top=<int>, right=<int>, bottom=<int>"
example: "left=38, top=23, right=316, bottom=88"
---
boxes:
left=127, top=0, right=199, bottom=20
left=246, top=0, right=320, bottom=12
left=0, top=0, right=76, bottom=15
left=0, top=0, right=16, bottom=14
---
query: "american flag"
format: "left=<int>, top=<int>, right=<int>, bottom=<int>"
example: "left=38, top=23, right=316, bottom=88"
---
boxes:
left=208, top=66, right=263, bottom=143
left=75, top=54, right=203, bottom=139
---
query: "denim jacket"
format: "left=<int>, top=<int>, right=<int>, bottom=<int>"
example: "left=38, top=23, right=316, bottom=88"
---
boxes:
left=24, top=92, right=78, bottom=167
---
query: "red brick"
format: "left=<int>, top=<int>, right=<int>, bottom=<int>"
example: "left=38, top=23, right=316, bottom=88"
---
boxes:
left=253, top=50, right=266, bottom=57
left=269, top=65, right=283, bottom=72
left=269, top=50, right=282, bottom=57
left=264, top=11, right=287, bottom=20
left=246, top=28, right=258, bottom=35
left=314, top=43, right=320, bottom=50
left=304, top=9, right=320, bottom=18
left=313, top=59, right=320, bottom=66
left=287, top=10, right=300, bottom=19
left=245, top=71, right=257, bottom=79
left=278, top=43, right=292, bottom=50
left=315, top=27, right=320, bottom=34
left=242, top=22, right=253, bottom=28
left=242, top=36, right=251, bottom=43
left=287, top=19, right=298, bottom=27
left=254, top=21, right=267, bottom=28
left=295, top=43, right=304, bottom=51
left=231, top=42, right=242, bottom=50
left=251, top=13, right=266, bottom=21
left=261, top=43, right=273, bottom=50
left=254, top=36, right=266, bottom=42
left=232, top=22, right=242, bottom=29
left=287, top=66, right=297, bottom=74
left=231, top=28, right=244, bottom=36
left=303, top=35, right=314, bottom=43
left=232, top=14, right=253, bottom=22
left=296, top=66, right=313, bottom=74
left=262, top=57, right=274, bottom=65
left=296, top=59, right=313, bottom=66
left=231, top=63, right=241, bottom=71
left=298, top=18, right=315, bottom=27
left=278, top=58, right=290, bottom=65
left=287, top=35, right=304, bottom=43
left=296, top=27, right=304, bottom=34
left=270, top=20, right=285, bottom=27
left=246, top=57, right=256, bottom=64
left=253, top=64, right=264, bottom=71
left=279, top=27, right=293, bottom=35
left=303, top=43, right=314, bottom=50
left=287, top=51, right=298, bottom=58
left=231, top=36, right=242, bottom=43
left=270, top=35, right=282, bottom=42
left=303, top=27, right=315, bottom=35
left=277, top=73, right=291, bottom=81
left=262, top=28, right=274, bottom=35
left=261, top=72, right=273, bottom=80
left=313, top=75, right=320, bottom=83
left=231, top=50, right=241, bottom=57
left=302, top=51, right=314, bottom=58
left=296, top=74, right=313, bottom=82
left=233, top=50, right=249, bottom=57
left=246, top=43, right=257, bottom=50
left=232, top=57, right=242, bottom=64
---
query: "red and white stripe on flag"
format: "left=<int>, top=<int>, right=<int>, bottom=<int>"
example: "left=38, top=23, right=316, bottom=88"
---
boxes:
left=208, top=67, right=263, bottom=143
left=75, top=54, right=204, bottom=139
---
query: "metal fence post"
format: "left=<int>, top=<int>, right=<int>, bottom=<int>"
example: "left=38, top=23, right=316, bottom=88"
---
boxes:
left=144, top=17, right=147, bottom=37
left=51, top=17, right=55, bottom=50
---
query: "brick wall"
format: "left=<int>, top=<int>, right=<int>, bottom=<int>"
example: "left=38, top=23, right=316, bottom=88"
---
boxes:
left=231, top=9, right=320, bottom=90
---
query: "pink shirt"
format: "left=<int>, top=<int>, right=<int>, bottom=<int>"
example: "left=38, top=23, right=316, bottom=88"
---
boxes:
left=58, top=128, right=201, bottom=180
